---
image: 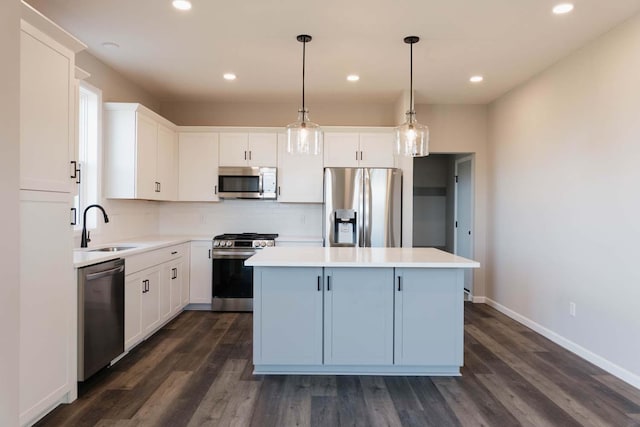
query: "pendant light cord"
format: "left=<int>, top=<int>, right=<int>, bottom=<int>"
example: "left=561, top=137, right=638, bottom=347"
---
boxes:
left=302, top=39, right=306, bottom=113
left=409, top=41, right=414, bottom=112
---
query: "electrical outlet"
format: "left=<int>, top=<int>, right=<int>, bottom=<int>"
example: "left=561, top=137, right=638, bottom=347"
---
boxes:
left=569, top=302, right=576, bottom=317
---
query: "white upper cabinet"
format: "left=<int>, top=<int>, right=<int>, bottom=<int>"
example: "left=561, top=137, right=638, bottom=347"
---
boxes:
left=219, top=132, right=277, bottom=167
left=324, top=131, right=395, bottom=168
left=276, top=134, right=323, bottom=203
left=20, top=20, right=79, bottom=193
left=104, top=103, right=178, bottom=201
left=178, top=132, right=219, bottom=202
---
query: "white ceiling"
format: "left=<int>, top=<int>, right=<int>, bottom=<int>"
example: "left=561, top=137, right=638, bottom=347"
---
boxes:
left=26, top=0, right=640, bottom=105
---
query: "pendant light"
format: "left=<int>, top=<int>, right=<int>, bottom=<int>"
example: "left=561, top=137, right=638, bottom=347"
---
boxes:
left=286, top=34, right=322, bottom=155
left=394, top=36, right=429, bottom=157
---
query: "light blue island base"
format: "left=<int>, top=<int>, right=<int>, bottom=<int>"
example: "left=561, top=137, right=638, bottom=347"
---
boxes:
left=251, top=265, right=467, bottom=376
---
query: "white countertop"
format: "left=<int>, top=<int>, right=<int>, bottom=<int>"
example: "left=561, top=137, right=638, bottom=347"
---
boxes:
left=245, top=247, right=480, bottom=268
left=73, top=235, right=209, bottom=268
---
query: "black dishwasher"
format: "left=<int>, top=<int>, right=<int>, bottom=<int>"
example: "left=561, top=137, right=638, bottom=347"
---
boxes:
left=77, top=258, right=125, bottom=381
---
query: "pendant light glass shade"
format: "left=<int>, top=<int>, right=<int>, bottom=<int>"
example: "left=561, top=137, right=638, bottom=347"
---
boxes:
left=286, top=109, right=322, bottom=155
left=286, top=34, right=322, bottom=155
left=394, top=36, right=429, bottom=157
left=395, top=111, right=429, bottom=157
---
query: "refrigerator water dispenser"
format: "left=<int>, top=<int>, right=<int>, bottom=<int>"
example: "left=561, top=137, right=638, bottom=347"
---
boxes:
left=334, top=209, right=357, bottom=245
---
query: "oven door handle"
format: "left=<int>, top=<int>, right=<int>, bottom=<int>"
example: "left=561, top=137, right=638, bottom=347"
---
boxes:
left=212, top=250, right=256, bottom=259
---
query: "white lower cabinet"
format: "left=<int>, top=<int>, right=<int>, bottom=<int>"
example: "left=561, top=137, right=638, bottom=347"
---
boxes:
left=394, top=268, right=463, bottom=366
left=124, top=243, right=189, bottom=351
left=20, top=191, right=75, bottom=425
left=323, top=268, right=394, bottom=365
left=254, top=267, right=323, bottom=365
left=189, top=241, right=212, bottom=304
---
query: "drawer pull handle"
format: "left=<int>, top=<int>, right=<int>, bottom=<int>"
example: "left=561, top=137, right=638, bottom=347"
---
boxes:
left=171, top=251, right=178, bottom=255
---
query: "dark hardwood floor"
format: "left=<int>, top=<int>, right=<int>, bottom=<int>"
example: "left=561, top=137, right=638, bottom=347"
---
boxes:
left=37, top=303, right=640, bottom=426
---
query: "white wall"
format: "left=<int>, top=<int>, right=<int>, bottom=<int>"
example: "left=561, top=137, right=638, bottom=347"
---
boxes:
left=0, top=0, right=20, bottom=425
left=160, top=100, right=396, bottom=127
left=488, top=13, right=640, bottom=386
left=158, top=200, right=322, bottom=238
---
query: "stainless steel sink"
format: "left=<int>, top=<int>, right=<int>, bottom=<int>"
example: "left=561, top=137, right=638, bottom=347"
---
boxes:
left=88, top=246, right=136, bottom=252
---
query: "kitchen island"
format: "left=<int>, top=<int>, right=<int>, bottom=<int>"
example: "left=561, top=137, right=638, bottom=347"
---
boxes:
left=245, top=247, right=480, bottom=376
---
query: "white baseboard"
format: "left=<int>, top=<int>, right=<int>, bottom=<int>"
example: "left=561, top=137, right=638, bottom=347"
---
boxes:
left=483, top=298, right=640, bottom=390
left=472, top=296, right=486, bottom=303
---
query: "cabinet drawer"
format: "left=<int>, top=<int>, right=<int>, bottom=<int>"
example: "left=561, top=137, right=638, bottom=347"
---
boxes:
left=125, top=243, right=189, bottom=275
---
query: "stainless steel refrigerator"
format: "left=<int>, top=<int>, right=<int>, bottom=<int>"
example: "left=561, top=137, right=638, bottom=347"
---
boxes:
left=324, top=167, right=402, bottom=247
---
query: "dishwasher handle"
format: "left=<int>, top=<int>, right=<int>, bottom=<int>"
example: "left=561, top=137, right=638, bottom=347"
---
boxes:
left=86, top=265, right=124, bottom=281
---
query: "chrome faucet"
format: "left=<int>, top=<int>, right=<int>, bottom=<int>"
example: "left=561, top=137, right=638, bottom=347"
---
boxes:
left=81, top=204, right=109, bottom=248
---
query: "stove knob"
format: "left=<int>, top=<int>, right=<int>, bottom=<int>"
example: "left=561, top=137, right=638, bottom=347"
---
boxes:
left=225, top=241, right=232, bottom=247
left=213, top=241, right=219, bottom=247
left=266, top=241, right=274, bottom=247
left=253, top=241, right=260, bottom=248
left=260, top=240, right=266, bottom=247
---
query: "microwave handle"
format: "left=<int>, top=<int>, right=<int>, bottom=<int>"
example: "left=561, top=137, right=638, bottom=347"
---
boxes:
left=258, top=173, right=264, bottom=195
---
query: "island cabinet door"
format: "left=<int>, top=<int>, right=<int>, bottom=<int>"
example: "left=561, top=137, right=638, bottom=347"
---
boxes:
left=324, top=267, right=394, bottom=365
left=394, top=268, right=464, bottom=366
left=253, top=267, right=323, bottom=365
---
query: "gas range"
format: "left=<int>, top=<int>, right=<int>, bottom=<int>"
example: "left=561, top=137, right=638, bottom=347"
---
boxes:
left=211, top=233, right=278, bottom=312
left=212, top=233, right=278, bottom=249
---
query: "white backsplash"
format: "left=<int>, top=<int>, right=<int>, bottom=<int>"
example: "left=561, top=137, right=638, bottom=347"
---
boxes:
left=157, top=200, right=323, bottom=237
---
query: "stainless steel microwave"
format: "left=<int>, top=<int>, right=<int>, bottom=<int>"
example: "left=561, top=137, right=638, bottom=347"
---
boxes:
left=218, top=167, right=277, bottom=200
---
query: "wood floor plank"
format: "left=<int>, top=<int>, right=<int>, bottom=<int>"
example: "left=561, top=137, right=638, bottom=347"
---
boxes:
left=466, top=323, right=612, bottom=427
left=335, top=376, right=372, bottom=427
left=275, top=375, right=312, bottom=427
left=132, top=371, right=193, bottom=427
left=405, top=377, right=461, bottom=427
left=359, top=376, right=403, bottom=427
left=432, top=377, right=493, bottom=427
left=217, top=380, right=262, bottom=427
left=187, top=358, right=248, bottom=426
left=384, top=377, right=431, bottom=427
left=248, top=375, right=286, bottom=427
left=310, top=396, right=339, bottom=427
left=593, top=375, right=640, bottom=408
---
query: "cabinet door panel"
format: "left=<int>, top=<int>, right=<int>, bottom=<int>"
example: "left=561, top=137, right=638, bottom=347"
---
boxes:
left=254, top=267, right=323, bottom=365
left=248, top=133, right=277, bottom=166
left=156, top=124, right=177, bottom=200
left=135, top=114, right=158, bottom=200
left=141, top=268, right=161, bottom=335
left=324, top=133, right=359, bottom=167
left=124, top=272, right=143, bottom=351
left=20, top=28, right=73, bottom=192
left=159, top=265, right=172, bottom=321
left=359, top=133, right=395, bottom=168
left=324, top=268, right=394, bottom=365
left=178, top=132, right=219, bottom=201
left=219, top=133, right=249, bottom=167
left=277, top=134, right=323, bottom=203
left=394, top=268, right=463, bottom=366
left=189, top=241, right=212, bottom=304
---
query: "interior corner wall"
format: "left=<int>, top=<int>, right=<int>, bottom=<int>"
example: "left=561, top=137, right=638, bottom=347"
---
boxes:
left=0, top=0, right=21, bottom=425
left=76, top=51, right=161, bottom=112
left=487, top=13, right=640, bottom=386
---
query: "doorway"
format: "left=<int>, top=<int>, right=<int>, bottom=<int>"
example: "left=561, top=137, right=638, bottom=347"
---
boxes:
left=413, top=154, right=474, bottom=298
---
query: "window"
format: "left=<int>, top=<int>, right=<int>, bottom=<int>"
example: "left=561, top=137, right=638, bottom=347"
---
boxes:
left=73, top=82, right=101, bottom=232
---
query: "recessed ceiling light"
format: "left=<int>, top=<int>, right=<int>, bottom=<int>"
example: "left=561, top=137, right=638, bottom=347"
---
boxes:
left=469, top=75, right=484, bottom=83
left=223, top=73, right=236, bottom=81
left=172, top=0, right=192, bottom=11
left=101, top=41, right=120, bottom=49
left=347, top=74, right=360, bottom=82
left=553, top=3, right=574, bottom=14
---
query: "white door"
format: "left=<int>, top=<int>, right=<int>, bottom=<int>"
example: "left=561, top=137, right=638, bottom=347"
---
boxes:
left=455, top=156, right=474, bottom=296
left=189, top=241, right=213, bottom=304
left=135, top=113, right=158, bottom=200
left=219, top=133, right=249, bottom=167
left=178, top=132, right=219, bottom=201
left=324, top=132, right=360, bottom=167
left=156, top=124, right=177, bottom=200
left=248, top=133, right=278, bottom=166
left=359, top=133, right=395, bottom=168
left=276, top=134, right=324, bottom=203
left=124, top=272, right=143, bottom=351
left=324, top=268, right=394, bottom=365
left=141, top=267, right=161, bottom=335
